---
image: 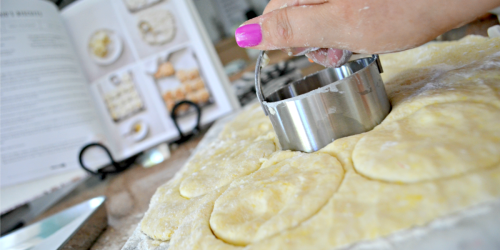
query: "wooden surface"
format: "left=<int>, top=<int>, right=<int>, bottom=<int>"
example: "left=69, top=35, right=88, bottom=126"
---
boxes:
left=215, top=37, right=250, bottom=66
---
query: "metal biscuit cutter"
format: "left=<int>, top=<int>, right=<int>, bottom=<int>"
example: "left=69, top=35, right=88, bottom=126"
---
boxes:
left=255, top=51, right=391, bottom=152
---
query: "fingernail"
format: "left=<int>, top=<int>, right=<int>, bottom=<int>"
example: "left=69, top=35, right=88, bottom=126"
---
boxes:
left=235, top=24, right=262, bottom=48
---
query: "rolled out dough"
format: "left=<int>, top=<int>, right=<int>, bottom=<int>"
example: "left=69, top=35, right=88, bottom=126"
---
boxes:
left=138, top=36, right=500, bottom=250
left=210, top=151, right=344, bottom=245
left=217, top=104, right=275, bottom=141
left=141, top=136, right=276, bottom=240
left=179, top=138, right=276, bottom=198
left=353, top=102, right=500, bottom=183
left=380, top=36, right=500, bottom=124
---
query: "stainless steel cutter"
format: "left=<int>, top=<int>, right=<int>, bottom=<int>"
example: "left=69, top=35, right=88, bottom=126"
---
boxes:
left=255, top=51, right=391, bottom=152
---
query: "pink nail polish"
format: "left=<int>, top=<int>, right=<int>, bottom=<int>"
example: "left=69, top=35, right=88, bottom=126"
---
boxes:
left=235, top=24, right=262, bottom=48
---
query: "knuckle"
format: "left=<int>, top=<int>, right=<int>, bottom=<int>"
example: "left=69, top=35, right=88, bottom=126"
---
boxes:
left=272, top=9, right=294, bottom=45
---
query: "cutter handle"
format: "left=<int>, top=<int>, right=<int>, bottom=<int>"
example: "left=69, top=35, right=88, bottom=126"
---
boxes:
left=254, top=51, right=269, bottom=116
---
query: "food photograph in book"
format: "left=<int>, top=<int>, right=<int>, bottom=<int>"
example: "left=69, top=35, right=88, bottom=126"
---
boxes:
left=88, top=29, right=124, bottom=67
left=62, top=0, right=236, bottom=155
left=98, top=71, right=145, bottom=123
left=144, top=46, right=214, bottom=117
left=114, top=0, right=190, bottom=59
left=94, top=66, right=170, bottom=149
left=62, top=0, right=136, bottom=82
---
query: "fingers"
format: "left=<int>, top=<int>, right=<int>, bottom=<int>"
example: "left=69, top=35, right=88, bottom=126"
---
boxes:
left=261, top=0, right=328, bottom=58
left=235, top=0, right=452, bottom=54
left=236, top=5, right=346, bottom=50
left=306, top=49, right=352, bottom=68
left=263, top=0, right=328, bottom=14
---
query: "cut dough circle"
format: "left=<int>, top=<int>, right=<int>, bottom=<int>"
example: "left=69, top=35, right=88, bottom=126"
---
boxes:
left=353, top=102, right=500, bottom=183
left=209, top=151, right=344, bottom=245
left=180, top=138, right=276, bottom=198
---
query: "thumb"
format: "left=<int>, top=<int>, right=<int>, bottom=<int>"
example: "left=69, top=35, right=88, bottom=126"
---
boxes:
left=235, top=5, right=346, bottom=50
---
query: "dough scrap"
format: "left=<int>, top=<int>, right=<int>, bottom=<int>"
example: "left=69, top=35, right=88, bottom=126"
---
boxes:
left=138, top=36, right=500, bottom=250
left=210, top=151, right=344, bottom=245
left=353, top=102, right=500, bottom=183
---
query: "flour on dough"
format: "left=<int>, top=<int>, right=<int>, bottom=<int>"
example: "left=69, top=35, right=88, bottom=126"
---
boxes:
left=380, top=36, right=500, bottom=123
left=210, top=151, right=344, bottom=245
left=353, top=102, right=500, bottom=183
left=218, top=103, right=275, bottom=141
left=243, top=138, right=500, bottom=250
left=179, top=138, right=276, bottom=198
left=141, top=137, right=276, bottom=240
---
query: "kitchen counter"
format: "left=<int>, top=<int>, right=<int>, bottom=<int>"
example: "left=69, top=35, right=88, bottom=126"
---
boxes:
left=30, top=136, right=205, bottom=249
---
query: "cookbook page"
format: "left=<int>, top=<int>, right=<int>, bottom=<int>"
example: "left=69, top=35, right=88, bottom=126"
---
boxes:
left=0, top=0, right=110, bottom=188
left=61, top=0, right=237, bottom=160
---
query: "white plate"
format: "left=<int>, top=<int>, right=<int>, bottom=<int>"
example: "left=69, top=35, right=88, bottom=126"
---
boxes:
left=88, top=30, right=123, bottom=66
left=130, top=120, right=149, bottom=142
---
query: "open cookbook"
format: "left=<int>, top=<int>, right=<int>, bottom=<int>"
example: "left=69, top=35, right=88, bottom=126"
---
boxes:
left=1, top=0, right=239, bottom=212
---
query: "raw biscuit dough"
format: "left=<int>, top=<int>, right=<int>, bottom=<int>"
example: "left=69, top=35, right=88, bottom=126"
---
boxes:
left=163, top=135, right=500, bottom=250
left=141, top=137, right=276, bottom=240
left=179, top=138, right=276, bottom=198
left=380, top=36, right=500, bottom=123
left=210, top=151, right=344, bottom=245
left=353, top=102, right=500, bottom=183
left=241, top=138, right=500, bottom=250
left=138, top=36, right=500, bottom=250
left=218, top=104, right=275, bottom=141
left=140, top=177, right=209, bottom=241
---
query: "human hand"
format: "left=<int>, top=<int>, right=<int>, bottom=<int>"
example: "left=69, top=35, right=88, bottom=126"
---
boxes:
left=235, top=0, right=500, bottom=67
